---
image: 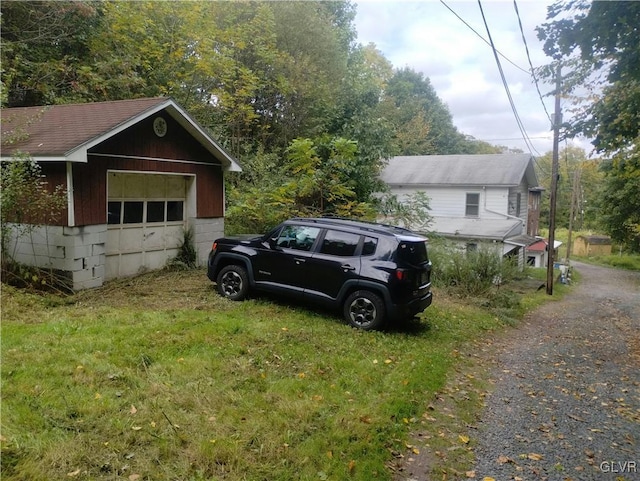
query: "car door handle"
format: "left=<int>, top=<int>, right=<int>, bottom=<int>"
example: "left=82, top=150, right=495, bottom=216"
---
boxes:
left=294, top=258, right=306, bottom=265
left=341, top=264, right=356, bottom=272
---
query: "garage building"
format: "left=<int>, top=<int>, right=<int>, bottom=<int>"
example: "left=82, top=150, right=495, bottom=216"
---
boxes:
left=1, top=97, right=241, bottom=289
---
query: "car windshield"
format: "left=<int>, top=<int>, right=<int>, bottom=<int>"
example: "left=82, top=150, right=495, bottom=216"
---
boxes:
left=396, top=241, right=429, bottom=265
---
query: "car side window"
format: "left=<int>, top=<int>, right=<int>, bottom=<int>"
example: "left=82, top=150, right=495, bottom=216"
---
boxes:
left=362, top=236, right=378, bottom=256
left=275, top=225, right=320, bottom=251
left=320, top=230, right=360, bottom=257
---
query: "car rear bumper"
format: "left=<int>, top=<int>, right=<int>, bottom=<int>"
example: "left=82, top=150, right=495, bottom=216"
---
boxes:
left=389, top=291, right=433, bottom=321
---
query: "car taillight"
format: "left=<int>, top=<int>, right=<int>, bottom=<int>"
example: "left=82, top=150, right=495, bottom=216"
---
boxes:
left=212, top=241, right=218, bottom=251
left=395, top=269, right=406, bottom=281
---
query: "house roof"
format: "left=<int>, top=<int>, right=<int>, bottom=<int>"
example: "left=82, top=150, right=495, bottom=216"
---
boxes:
left=381, top=154, right=538, bottom=187
left=429, top=216, right=524, bottom=241
left=1, top=97, right=241, bottom=171
left=576, top=235, right=611, bottom=245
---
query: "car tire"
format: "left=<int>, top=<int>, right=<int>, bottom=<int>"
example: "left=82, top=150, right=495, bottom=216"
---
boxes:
left=344, top=290, right=386, bottom=330
left=216, top=265, right=249, bottom=301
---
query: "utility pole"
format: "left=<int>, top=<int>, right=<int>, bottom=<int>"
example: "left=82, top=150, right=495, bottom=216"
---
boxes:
left=546, top=63, right=562, bottom=295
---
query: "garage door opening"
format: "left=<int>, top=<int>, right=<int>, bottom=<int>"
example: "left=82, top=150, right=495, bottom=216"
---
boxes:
left=106, top=172, right=194, bottom=280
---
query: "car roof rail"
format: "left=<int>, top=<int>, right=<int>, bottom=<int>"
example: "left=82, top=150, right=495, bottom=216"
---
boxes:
left=289, top=216, right=419, bottom=237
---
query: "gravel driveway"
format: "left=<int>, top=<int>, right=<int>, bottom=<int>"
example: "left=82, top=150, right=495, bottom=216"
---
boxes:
left=472, top=261, right=640, bottom=480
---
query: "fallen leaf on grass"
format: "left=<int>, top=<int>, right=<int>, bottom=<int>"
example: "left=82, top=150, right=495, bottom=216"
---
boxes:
left=130, top=405, right=137, bottom=415
left=459, top=435, right=470, bottom=444
left=67, top=469, right=81, bottom=477
left=465, top=470, right=476, bottom=478
left=348, top=460, right=356, bottom=472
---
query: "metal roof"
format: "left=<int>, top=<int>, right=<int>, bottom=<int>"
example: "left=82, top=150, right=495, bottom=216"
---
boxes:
left=1, top=97, right=241, bottom=171
left=428, top=216, right=524, bottom=241
left=381, top=154, right=538, bottom=187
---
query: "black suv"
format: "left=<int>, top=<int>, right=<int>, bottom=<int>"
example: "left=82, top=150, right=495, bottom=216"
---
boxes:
left=207, top=217, right=432, bottom=330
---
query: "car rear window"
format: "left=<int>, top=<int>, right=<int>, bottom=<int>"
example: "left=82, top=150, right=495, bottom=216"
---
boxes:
left=396, top=241, right=429, bottom=265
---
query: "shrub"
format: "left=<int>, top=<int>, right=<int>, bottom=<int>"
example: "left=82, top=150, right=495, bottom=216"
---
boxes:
left=430, top=244, right=518, bottom=297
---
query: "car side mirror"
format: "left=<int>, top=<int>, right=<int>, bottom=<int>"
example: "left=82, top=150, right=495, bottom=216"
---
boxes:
left=267, top=237, right=279, bottom=249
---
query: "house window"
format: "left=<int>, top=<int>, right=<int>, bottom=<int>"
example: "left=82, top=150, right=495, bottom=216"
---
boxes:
left=516, top=193, right=522, bottom=217
left=465, top=193, right=480, bottom=217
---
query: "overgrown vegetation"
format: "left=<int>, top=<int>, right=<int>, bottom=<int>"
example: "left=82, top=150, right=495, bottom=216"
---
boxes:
left=168, top=228, right=198, bottom=270
left=0, top=155, right=69, bottom=291
left=429, top=243, right=519, bottom=296
left=0, top=267, right=565, bottom=481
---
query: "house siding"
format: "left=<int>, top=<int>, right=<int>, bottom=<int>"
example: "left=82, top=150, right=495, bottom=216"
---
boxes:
left=389, top=185, right=513, bottom=220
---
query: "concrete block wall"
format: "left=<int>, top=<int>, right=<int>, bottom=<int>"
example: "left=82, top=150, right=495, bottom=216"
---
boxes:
left=6, top=223, right=107, bottom=290
left=190, top=217, right=224, bottom=267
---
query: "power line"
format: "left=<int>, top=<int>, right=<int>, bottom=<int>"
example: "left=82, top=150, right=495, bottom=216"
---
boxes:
left=512, top=0, right=553, bottom=124
left=439, top=0, right=529, bottom=75
left=476, top=0, right=542, bottom=158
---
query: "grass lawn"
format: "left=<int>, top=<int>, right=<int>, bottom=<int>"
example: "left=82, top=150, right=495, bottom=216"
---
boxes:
left=1, top=268, right=566, bottom=480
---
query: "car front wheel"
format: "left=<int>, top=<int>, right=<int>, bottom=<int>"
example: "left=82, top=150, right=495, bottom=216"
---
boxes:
left=216, top=265, right=249, bottom=301
left=344, top=290, right=385, bottom=330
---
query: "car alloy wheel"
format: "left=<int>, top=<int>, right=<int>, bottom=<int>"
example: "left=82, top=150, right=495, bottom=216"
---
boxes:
left=216, top=265, right=249, bottom=301
left=344, top=290, right=385, bottom=330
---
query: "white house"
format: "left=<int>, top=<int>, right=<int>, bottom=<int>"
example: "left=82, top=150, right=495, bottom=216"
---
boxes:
left=380, top=154, right=543, bottom=265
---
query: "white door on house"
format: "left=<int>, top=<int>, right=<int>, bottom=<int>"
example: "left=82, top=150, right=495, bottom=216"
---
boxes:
left=105, top=172, right=189, bottom=280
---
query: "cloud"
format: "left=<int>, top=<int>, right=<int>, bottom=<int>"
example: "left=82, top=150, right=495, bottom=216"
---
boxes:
left=353, top=0, right=592, bottom=155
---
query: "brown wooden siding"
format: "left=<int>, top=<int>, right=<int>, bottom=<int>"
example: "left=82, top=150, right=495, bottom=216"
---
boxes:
left=95, top=114, right=218, bottom=161
left=72, top=156, right=223, bottom=226
left=65, top=113, right=225, bottom=226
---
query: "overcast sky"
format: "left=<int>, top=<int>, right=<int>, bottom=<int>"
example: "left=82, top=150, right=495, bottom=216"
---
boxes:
left=353, top=0, right=592, bottom=156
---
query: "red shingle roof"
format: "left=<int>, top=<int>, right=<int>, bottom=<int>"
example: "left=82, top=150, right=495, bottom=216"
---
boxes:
left=1, top=98, right=167, bottom=157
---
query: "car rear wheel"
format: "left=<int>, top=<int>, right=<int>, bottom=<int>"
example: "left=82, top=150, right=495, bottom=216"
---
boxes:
left=344, top=290, right=385, bottom=330
left=216, top=265, right=249, bottom=301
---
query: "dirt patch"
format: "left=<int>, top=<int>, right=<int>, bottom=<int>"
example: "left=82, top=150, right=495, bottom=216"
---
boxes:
left=71, top=268, right=220, bottom=311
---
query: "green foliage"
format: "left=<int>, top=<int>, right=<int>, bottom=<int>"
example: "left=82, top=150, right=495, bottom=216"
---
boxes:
left=585, top=254, right=640, bottom=271
left=537, top=1, right=640, bottom=252
left=429, top=243, right=519, bottom=297
left=535, top=146, right=604, bottom=230
left=1, top=1, right=103, bottom=106
left=226, top=136, right=380, bottom=234
left=377, top=191, right=432, bottom=232
left=379, top=67, right=469, bottom=155
left=0, top=155, right=67, bottom=258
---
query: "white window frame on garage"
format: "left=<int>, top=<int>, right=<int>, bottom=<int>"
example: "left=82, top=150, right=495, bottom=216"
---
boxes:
left=107, top=198, right=186, bottom=226
left=106, top=170, right=197, bottom=225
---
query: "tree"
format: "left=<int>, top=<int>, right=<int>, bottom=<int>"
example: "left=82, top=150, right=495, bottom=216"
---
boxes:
left=1, top=1, right=102, bottom=106
left=537, top=1, right=640, bottom=250
left=380, top=67, right=468, bottom=155
left=535, top=146, right=603, bottom=230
